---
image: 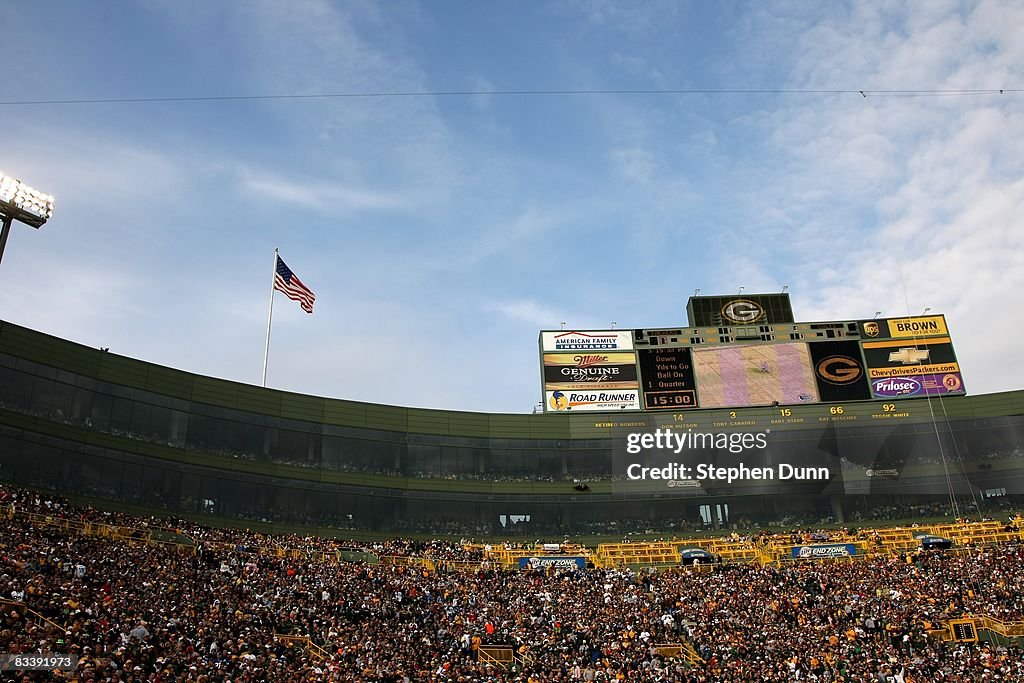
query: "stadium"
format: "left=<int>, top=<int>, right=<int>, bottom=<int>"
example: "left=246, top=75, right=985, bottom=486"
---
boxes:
left=2, top=293, right=1024, bottom=680
left=3, top=4, right=1024, bottom=680
left=1, top=293, right=1020, bottom=537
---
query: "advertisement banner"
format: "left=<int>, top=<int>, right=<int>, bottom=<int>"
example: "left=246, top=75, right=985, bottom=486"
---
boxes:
left=871, top=372, right=966, bottom=399
left=518, top=556, right=587, bottom=570
left=546, top=389, right=641, bottom=412
left=858, top=315, right=949, bottom=340
left=541, top=330, right=634, bottom=352
left=861, top=338, right=962, bottom=380
left=543, top=353, right=636, bottom=366
left=858, top=320, right=886, bottom=339
left=809, top=340, right=871, bottom=403
left=543, top=359, right=638, bottom=391
left=692, top=343, right=818, bottom=409
left=791, top=543, right=859, bottom=559
left=887, top=315, right=948, bottom=338
left=637, top=347, right=699, bottom=410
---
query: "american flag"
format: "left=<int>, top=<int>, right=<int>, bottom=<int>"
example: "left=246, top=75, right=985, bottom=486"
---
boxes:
left=274, top=255, right=316, bottom=313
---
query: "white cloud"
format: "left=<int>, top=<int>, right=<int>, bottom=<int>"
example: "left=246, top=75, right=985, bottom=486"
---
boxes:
left=734, top=2, right=1024, bottom=397
left=240, top=169, right=409, bottom=214
left=4, top=1, right=1023, bottom=414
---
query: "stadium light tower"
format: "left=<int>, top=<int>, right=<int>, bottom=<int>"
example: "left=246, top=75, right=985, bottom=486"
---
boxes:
left=0, top=172, right=55, bottom=267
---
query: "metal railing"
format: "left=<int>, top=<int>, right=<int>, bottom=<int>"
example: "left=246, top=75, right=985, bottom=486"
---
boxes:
left=273, top=634, right=329, bottom=661
left=0, top=598, right=67, bottom=634
left=478, top=646, right=515, bottom=668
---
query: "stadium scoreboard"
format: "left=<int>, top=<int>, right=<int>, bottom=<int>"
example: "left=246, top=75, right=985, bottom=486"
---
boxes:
left=539, top=293, right=965, bottom=414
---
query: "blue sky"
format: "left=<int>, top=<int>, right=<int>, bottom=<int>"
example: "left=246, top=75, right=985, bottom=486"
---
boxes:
left=0, top=1, right=1021, bottom=412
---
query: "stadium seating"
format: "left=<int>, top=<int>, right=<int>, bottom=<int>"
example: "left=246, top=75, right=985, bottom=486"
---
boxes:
left=3, top=484, right=1024, bottom=681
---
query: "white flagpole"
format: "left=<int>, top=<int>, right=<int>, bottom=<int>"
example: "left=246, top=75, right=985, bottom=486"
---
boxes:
left=261, top=247, right=279, bottom=387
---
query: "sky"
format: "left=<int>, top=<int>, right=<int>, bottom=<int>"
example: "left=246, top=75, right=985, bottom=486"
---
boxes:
left=0, top=1, right=1021, bottom=413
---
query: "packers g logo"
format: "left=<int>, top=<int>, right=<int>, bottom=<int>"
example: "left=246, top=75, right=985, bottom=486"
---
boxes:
left=722, top=299, right=765, bottom=324
left=816, top=356, right=863, bottom=384
left=548, top=391, right=569, bottom=410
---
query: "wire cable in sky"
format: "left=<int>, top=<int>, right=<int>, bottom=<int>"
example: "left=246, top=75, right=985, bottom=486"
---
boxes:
left=0, top=88, right=1017, bottom=106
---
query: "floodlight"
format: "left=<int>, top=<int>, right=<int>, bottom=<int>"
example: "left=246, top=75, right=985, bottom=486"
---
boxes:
left=0, top=170, right=54, bottom=266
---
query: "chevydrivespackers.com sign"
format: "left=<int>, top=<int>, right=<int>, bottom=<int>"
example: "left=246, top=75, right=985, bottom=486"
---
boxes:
left=861, top=338, right=960, bottom=379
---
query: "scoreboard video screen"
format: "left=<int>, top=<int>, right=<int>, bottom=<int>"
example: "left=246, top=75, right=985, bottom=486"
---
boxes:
left=692, top=342, right=819, bottom=409
left=539, top=310, right=965, bottom=412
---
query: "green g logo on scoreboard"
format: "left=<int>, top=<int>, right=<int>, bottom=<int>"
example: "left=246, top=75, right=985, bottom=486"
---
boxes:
left=722, top=299, right=765, bottom=324
left=816, top=356, right=863, bottom=385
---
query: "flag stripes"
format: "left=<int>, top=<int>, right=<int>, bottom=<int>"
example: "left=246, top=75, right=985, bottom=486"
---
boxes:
left=273, top=256, right=315, bottom=313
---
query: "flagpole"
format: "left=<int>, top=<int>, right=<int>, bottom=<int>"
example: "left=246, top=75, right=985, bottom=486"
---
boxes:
left=261, top=247, right=278, bottom=387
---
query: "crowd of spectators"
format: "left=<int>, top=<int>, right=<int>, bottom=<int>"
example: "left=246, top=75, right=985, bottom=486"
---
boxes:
left=1, top=485, right=1024, bottom=681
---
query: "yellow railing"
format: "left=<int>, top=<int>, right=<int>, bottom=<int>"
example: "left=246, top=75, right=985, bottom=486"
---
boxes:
left=594, top=520, right=1024, bottom=569
left=972, top=614, right=1024, bottom=639
left=652, top=642, right=703, bottom=665
left=9, top=507, right=361, bottom=567
left=925, top=614, right=1024, bottom=642
left=596, top=539, right=763, bottom=567
left=478, top=646, right=515, bottom=668
left=8, top=503, right=1023, bottom=576
left=274, top=634, right=329, bottom=660
left=484, top=543, right=595, bottom=570
left=0, top=599, right=67, bottom=634
left=436, top=560, right=485, bottom=572
left=378, top=555, right=435, bottom=572
left=515, top=648, right=535, bottom=667
left=652, top=644, right=682, bottom=658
